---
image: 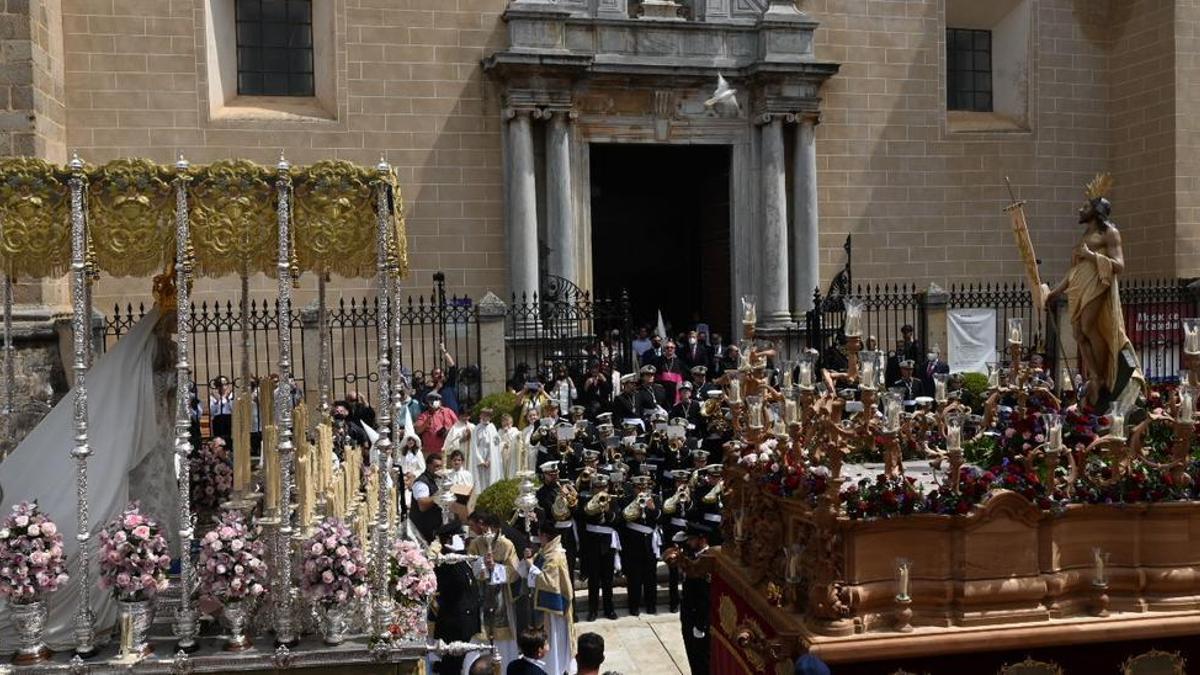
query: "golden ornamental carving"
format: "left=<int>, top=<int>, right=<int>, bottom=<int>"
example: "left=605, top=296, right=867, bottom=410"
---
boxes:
left=1122, top=650, right=1185, bottom=675
left=387, top=169, right=409, bottom=278
left=292, top=160, right=377, bottom=278
left=188, top=159, right=277, bottom=278
left=0, top=157, right=70, bottom=278
left=87, top=158, right=174, bottom=278
left=718, top=594, right=738, bottom=637
left=997, top=656, right=1065, bottom=675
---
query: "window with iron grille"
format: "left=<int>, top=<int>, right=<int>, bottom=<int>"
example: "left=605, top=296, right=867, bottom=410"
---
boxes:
left=235, top=0, right=314, bottom=97
left=946, top=28, right=992, bottom=112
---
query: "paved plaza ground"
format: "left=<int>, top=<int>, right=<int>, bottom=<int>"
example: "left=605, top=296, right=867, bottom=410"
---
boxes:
left=575, top=612, right=690, bottom=675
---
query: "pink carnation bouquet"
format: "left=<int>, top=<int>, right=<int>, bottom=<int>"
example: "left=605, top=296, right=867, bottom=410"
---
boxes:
left=300, top=517, right=368, bottom=608
left=190, top=438, right=234, bottom=513
left=388, top=539, right=437, bottom=638
left=0, top=502, right=69, bottom=604
left=97, top=502, right=171, bottom=601
left=198, top=510, right=266, bottom=605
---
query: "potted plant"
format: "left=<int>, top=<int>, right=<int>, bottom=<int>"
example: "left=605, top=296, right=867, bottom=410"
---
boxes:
left=301, top=516, right=368, bottom=644
left=0, top=502, right=68, bottom=664
left=198, top=510, right=267, bottom=650
left=97, top=502, right=170, bottom=657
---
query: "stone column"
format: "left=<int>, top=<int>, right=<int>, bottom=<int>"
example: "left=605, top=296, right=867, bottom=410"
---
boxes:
left=475, top=292, right=509, bottom=398
left=793, top=114, right=820, bottom=314
left=507, top=108, right=540, bottom=309
left=759, top=114, right=791, bottom=328
left=546, top=110, right=577, bottom=285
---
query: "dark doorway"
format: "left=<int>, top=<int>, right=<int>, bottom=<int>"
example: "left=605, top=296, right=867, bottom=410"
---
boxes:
left=589, top=143, right=732, bottom=341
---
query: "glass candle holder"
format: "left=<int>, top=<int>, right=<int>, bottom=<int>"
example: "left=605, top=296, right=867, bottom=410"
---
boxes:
left=1180, top=383, right=1195, bottom=424
left=798, top=354, right=815, bottom=388
left=728, top=373, right=743, bottom=404
left=986, top=362, right=1000, bottom=389
left=859, top=350, right=879, bottom=390
left=884, top=393, right=902, bottom=432
left=746, top=395, right=764, bottom=429
left=784, top=396, right=798, bottom=424
left=1092, top=547, right=1108, bottom=586
left=785, top=544, right=804, bottom=584
left=945, top=414, right=963, bottom=450
left=933, top=373, right=949, bottom=403
left=1043, top=412, right=1063, bottom=451
left=741, top=295, right=757, bottom=325
left=1184, top=318, right=1200, bottom=355
left=1060, top=367, right=1074, bottom=392
left=844, top=298, right=865, bottom=338
left=1007, top=317, right=1025, bottom=346
left=896, top=558, right=912, bottom=601
left=782, top=360, right=795, bottom=389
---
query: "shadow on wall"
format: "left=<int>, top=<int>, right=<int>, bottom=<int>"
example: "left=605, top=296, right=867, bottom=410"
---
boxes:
left=1072, top=0, right=1134, bottom=47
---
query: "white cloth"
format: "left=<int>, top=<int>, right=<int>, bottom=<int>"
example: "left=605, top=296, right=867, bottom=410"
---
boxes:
left=0, top=309, right=172, bottom=650
left=471, top=421, right=504, bottom=491
left=548, top=378, right=576, bottom=412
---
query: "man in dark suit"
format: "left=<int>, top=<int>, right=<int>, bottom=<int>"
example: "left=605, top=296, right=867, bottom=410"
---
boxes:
left=432, top=521, right=481, bottom=675
left=506, top=628, right=550, bottom=675
left=922, top=346, right=950, bottom=395
left=681, top=330, right=711, bottom=370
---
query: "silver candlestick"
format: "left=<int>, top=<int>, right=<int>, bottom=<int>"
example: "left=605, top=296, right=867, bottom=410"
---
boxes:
left=172, top=155, right=199, bottom=653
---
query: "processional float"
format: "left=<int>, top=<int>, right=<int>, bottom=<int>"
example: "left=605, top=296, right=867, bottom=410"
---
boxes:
left=0, top=155, right=490, bottom=670
left=711, top=214, right=1200, bottom=672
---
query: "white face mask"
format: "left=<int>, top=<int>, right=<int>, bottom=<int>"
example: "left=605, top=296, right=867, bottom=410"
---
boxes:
left=688, top=337, right=697, bottom=345
left=927, top=353, right=936, bottom=362
left=431, top=400, right=441, bottom=409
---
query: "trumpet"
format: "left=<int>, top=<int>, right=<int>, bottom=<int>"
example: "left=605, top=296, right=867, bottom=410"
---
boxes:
left=623, top=490, right=653, bottom=522
left=585, top=490, right=611, bottom=516
left=575, top=467, right=595, bottom=491
left=663, top=485, right=690, bottom=514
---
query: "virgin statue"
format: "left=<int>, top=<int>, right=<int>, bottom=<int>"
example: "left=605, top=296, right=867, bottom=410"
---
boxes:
left=0, top=265, right=181, bottom=649
left=1045, top=174, right=1145, bottom=408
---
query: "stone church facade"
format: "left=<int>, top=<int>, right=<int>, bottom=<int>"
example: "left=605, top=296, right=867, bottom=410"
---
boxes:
left=0, top=0, right=1196, bottom=329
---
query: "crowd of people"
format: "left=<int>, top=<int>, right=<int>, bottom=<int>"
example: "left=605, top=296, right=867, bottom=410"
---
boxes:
left=191, top=326, right=873, bottom=674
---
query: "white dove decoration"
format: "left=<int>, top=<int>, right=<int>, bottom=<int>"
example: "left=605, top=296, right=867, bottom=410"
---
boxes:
left=704, top=73, right=740, bottom=117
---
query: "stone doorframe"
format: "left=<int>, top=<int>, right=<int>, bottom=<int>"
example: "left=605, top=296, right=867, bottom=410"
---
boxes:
left=484, top=0, right=839, bottom=331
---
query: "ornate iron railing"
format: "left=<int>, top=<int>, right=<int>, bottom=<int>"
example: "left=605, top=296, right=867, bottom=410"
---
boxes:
left=505, top=281, right=633, bottom=381
left=102, top=276, right=481, bottom=411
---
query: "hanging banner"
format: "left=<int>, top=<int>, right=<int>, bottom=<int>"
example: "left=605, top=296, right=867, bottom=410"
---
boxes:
left=947, top=308, right=996, bottom=374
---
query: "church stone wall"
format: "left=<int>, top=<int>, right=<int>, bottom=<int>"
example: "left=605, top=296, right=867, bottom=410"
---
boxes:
left=9, top=0, right=1197, bottom=311
left=808, top=0, right=1117, bottom=289
left=60, top=0, right=510, bottom=308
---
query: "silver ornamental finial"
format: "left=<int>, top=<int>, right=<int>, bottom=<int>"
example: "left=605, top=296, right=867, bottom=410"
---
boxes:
left=176, top=152, right=189, bottom=170
left=377, top=155, right=390, bottom=172
left=277, top=150, right=290, bottom=171
left=69, top=151, right=83, bottom=171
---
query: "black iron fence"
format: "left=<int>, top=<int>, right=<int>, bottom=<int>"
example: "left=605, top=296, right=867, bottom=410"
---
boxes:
left=1122, top=278, right=1198, bottom=383
left=505, top=282, right=633, bottom=383
left=947, top=281, right=1052, bottom=374
left=102, top=275, right=481, bottom=412
left=800, top=277, right=1198, bottom=386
